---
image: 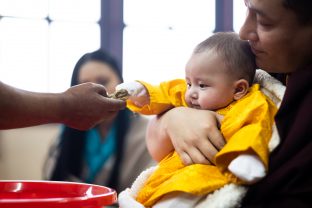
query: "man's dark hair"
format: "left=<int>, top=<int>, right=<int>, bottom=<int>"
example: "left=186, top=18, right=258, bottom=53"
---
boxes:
left=283, top=0, right=312, bottom=25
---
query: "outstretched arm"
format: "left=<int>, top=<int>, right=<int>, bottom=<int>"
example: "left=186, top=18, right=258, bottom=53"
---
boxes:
left=0, top=81, right=125, bottom=130
left=146, top=107, right=225, bottom=165
left=117, top=79, right=187, bottom=115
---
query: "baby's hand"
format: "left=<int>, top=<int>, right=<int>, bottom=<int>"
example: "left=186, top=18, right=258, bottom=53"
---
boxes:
left=116, top=81, right=149, bottom=107
left=116, top=81, right=146, bottom=97
left=228, top=154, right=266, bottom=184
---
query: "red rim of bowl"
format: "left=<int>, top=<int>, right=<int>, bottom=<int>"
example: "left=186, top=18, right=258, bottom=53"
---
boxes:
left=0, top=180, right=117, bottom=207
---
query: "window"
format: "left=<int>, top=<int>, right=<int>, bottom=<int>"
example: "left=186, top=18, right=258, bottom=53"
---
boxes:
left=0, top=1, right=246, bottom=91
left=233, top=0, right=247, bottom=33
left=123, top=0, right=215, bottom=84
left=0, top=0, right=100, bottom=92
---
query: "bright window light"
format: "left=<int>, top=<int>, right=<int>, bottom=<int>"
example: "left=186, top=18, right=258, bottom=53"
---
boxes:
left=123, top=0, right=215, bottom=84
left=0, top=1, right=248, bottom=92
left=0, top=0, right=48, bottom=18
left=49, top=0, right=100, bottom=22
left=0, top=18, right=49, bottom=92
left=233, top=0, right=247, bottom=33
left=49, top=22, right=100, bottom=92
left=0, top=0, right=100, bottom=92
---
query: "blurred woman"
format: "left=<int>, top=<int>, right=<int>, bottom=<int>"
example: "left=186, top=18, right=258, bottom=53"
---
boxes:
left=43, top=49, right=155, bottom=193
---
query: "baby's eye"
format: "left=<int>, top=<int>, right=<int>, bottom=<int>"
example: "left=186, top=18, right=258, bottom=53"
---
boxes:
left=199, top=84, right=208, bottom=88
left=186, top=83, right=191, bottom=88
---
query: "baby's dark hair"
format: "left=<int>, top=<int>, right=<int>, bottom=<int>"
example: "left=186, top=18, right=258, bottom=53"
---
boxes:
left=194, top=32, right=256, bottom=86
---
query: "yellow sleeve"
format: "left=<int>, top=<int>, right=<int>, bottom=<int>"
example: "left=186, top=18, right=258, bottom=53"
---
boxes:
left=215, top=84, right=277, bottom=176
left=126, top=79, right=188, bottom=115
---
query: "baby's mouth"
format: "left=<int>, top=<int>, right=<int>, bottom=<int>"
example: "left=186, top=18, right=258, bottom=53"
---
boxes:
left=191, top=104, right=201, bottom=109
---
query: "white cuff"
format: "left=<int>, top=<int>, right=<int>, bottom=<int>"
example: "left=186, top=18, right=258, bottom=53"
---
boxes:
left=116, top=81, right=147, bottom=97
left=228, top=154, right=266, bottom=184
left=118, top=188, right=145, bottom=208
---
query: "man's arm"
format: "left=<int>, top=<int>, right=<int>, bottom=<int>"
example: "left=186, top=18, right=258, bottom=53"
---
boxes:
left=0, top=81, right=125, bottom=130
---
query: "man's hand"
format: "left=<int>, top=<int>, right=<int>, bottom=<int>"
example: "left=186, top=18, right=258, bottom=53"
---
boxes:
left=147, top=107, right=225, bottom=165
left=61, top=82, right=126, bottom=130
left=165, top=107, right=225, bottom=165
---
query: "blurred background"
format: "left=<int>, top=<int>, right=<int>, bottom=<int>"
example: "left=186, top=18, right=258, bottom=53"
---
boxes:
left=0, top=0, right=246, bottom=180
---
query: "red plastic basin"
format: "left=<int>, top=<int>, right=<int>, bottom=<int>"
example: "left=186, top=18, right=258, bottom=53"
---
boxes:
left=0, top=180, right=117, bottom=208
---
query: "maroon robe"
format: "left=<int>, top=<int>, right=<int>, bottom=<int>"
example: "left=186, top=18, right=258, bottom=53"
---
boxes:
left=242, top=66, right=312, bottom=207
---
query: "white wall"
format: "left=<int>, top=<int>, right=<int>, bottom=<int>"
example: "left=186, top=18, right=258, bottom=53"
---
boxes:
left=0, top=124, right=59, bottom=180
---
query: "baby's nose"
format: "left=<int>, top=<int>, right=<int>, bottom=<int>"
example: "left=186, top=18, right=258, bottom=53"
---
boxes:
left=190, top=90, right=198, bottom=99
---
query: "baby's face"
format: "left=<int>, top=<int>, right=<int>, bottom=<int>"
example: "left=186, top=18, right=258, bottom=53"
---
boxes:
left=184, top=51, right=237, bottom=111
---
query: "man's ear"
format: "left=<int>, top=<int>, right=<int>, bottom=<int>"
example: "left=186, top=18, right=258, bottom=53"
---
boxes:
left=233, top=79, right=249, bottom=100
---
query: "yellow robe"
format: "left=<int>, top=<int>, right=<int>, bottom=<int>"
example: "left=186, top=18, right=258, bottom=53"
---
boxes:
left=127, top=79, right=277, bottom=207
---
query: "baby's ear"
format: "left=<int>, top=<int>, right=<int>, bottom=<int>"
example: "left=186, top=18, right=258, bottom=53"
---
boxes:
left=233, top=79, right=249, bottom=100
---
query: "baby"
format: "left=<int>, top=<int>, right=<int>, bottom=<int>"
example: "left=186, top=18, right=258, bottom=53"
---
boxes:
left=118, top=32, right=279, bottom=207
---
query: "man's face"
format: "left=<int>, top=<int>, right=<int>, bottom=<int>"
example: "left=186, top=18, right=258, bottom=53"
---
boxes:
left=239, top=0, right=312, bottom=73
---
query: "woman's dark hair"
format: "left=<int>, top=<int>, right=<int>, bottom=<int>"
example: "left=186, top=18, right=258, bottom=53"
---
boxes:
left=71, top=49, right=123, bottom=85
left=50, top=49, right=129, bottom=192
left=283, top=0, right=312, bottom=25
